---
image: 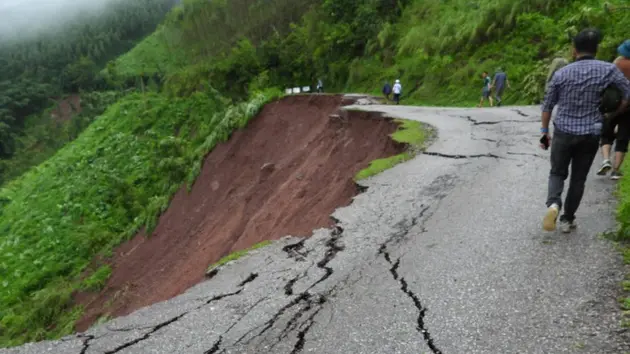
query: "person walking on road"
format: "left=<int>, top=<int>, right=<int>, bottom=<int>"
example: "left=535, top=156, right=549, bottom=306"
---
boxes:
left=597, top=39, right=630, bottom=180
left=546, top=57, right=569, bottom=91
left=477, top=71, right=493, bottom=107
left=382, top=81, right=392, bottom=101
left=316, top=79, right=324, bottom=93
left=492, top=68, right=511, bottom=106
left=541, top=28, right=630, bottom=233
left=392, top=79, right=402, bottom=105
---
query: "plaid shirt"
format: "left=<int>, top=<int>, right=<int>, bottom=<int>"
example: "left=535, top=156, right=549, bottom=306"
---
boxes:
left=542, top=58, right=630, bottom=135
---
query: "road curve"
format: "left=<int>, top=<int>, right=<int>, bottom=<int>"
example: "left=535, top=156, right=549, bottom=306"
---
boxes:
left=3, top=98, right=629, bottom=354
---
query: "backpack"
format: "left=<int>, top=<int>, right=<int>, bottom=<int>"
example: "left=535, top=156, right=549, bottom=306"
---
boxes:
left=600, top=84, right=623, bottom=114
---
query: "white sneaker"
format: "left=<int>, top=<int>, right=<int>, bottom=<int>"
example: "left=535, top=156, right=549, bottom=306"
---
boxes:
left=559, top=219, right=577, bottom=233
left=597, top=160, right=612, bottom=176
left=543, top=204, right=559, bottom=231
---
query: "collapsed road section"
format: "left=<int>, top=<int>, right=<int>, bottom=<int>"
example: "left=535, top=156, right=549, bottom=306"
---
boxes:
left=73, top=94, right=408, bottom=331
left=7, top=104, right=627, bottom=354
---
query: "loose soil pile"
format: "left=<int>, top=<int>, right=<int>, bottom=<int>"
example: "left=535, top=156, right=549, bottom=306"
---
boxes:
left=50, top=94, right=82, bottom=122
left=75, top=94, right=405, bottom=330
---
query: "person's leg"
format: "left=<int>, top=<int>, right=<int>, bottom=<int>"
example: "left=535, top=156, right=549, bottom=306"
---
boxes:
left=544, top=131, right=573, bottom=231
left=489, top=95, right=494, bottom=107
left=495, top=87, right=504, bottom=106
left=612, top=116, right=630, bottom=179
left=597, top=116, right=616, bottom=175
left=561, top=134, right=599, bottom=231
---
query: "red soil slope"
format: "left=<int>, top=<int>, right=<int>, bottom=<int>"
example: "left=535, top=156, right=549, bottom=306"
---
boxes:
left=75, top=94, right=405, bottom=330
left=50, top=94, right=82, bottom=122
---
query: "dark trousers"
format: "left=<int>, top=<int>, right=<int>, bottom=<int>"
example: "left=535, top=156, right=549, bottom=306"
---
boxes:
left=393, top=93, right=400, bottom=105
left=546, top=130, right=599, bottom=221
left=601, top=111, right=630, bottom=153
left=494, top=87, right=505, bottom=105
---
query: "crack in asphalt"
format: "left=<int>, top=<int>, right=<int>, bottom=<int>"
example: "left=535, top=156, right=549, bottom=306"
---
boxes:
left=305, top=225, right=345, bottom=292
left=380, top=205, right=430, bottom=248
left=204, top=336, right=223, bottom=354
left=234, top=223, right=346, bottom=349
left=507, top=151, right=546, bottom=159
left=512, top=109, right=530, bottom=117
left=94, top=289, right=244, bottom=352
left=379, top=246, right=443, bottom=354
left=284, top=272, right=303, bottom=296
left=103, top=313, right=187, bottom=354
left=238, top=273, right=259, bottom=287
left=458, top=115, right=530, bottom=125
left=283, top=239, right=308, bottom=261
left=424, top=151, right=502, bottom=160
left=240, top=292, right=312, bottom=344
left=205, top=267, right=220, bottom=279
left=473, top=136, right=499, bottom=143
left=204, top=295, right=271, bottom=353
left=78, top=334, right=95, bottom=354
left=290, top=296, right=326, bottom=354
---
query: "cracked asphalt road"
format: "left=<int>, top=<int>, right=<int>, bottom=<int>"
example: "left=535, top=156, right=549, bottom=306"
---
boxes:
left=3, top=100, right=629, bottom=354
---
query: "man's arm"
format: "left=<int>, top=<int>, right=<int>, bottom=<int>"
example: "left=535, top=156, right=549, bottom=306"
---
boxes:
left=541, top=74, right=559, bottom=136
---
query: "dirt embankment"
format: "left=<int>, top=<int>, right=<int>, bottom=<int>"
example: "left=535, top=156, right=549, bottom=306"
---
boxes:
left=50, top=94, right=82, bottom=122
left=75, top=94, right=406, bottom=331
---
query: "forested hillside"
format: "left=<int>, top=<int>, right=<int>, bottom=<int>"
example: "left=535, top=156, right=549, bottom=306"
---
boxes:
left=3, top=0, right=630, bottom=349
left=0, top=0, right=174, bottom=184
left=110, top=0, right=630, bottom=105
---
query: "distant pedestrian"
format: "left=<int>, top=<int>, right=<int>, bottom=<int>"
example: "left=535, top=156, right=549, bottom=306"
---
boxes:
left=492, top=68, right=510, bottom=106
left=392, top=79, right=402, bottom=105
left=540, top=28, right=630, bottom=233
left=382, top=81, right=392, bottom=101
left=316, top=79, right=324, bottom=93
left=477, top=71, right=493, bottom=107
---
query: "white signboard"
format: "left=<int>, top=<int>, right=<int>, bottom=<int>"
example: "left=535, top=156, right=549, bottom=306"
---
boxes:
left=292, top=87, right=301, bottom=94
left=302, top=86, right=311, bottom=92
left=285, top=88, right=293, bottom=95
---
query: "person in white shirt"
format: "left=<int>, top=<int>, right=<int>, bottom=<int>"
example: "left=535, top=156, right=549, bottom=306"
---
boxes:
left=392, top=79, right=402, bottom=105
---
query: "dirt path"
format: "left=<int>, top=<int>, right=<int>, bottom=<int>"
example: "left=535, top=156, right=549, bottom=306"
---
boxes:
left=74, top=94, right=405, bottom=330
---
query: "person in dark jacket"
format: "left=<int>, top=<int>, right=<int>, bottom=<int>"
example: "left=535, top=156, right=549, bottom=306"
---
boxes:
left=382, top=81, right=392, bottom=101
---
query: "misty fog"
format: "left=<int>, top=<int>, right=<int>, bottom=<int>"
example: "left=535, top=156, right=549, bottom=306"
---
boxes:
left=0, top=0, right=121, bottom=41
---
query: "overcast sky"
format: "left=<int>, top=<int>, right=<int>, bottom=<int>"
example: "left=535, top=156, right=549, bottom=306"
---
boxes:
left=0, top=0, right=118, bottom=41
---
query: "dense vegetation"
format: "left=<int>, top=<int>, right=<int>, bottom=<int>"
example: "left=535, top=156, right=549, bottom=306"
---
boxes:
left=110, top=0, right=630, bottom=106
left=0, top=87, right=281, bottom=346
left=4, top=0, right=630, bottom=349
left=0, top=0, right=174, bottom=182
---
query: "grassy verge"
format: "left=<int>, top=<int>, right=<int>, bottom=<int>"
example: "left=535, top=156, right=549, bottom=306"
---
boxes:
left=205, top=240, right=272, bottom=275
left=0, top=88, right=283, bottom=348
left=355, top=119, right=429, bottom=180
left=610, top=163, right=630, bottom=327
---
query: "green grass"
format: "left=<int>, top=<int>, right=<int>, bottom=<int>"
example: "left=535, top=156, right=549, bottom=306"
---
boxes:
left=206, top=240, right=272, bottom=274
left=79, top=266, right=112, bottom=292
left=355, top=119, right=428, bottom=180
left=108, top=27, right=188, bottom=79
left=0, top=91, right=124, bottom=187
left=0, top=87, right=282, bottom=348
left=613, top=166, right=630, bottom=328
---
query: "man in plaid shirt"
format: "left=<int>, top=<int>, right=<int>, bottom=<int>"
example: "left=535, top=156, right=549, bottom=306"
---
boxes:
left=541, top=28, right=630, bottom=233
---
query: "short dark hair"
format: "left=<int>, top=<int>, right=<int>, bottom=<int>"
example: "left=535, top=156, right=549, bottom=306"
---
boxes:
left=573, top=28, right=602, bottom=54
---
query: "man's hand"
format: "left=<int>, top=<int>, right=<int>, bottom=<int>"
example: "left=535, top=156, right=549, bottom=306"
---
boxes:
left=539, top=133, right=552, bottom=150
